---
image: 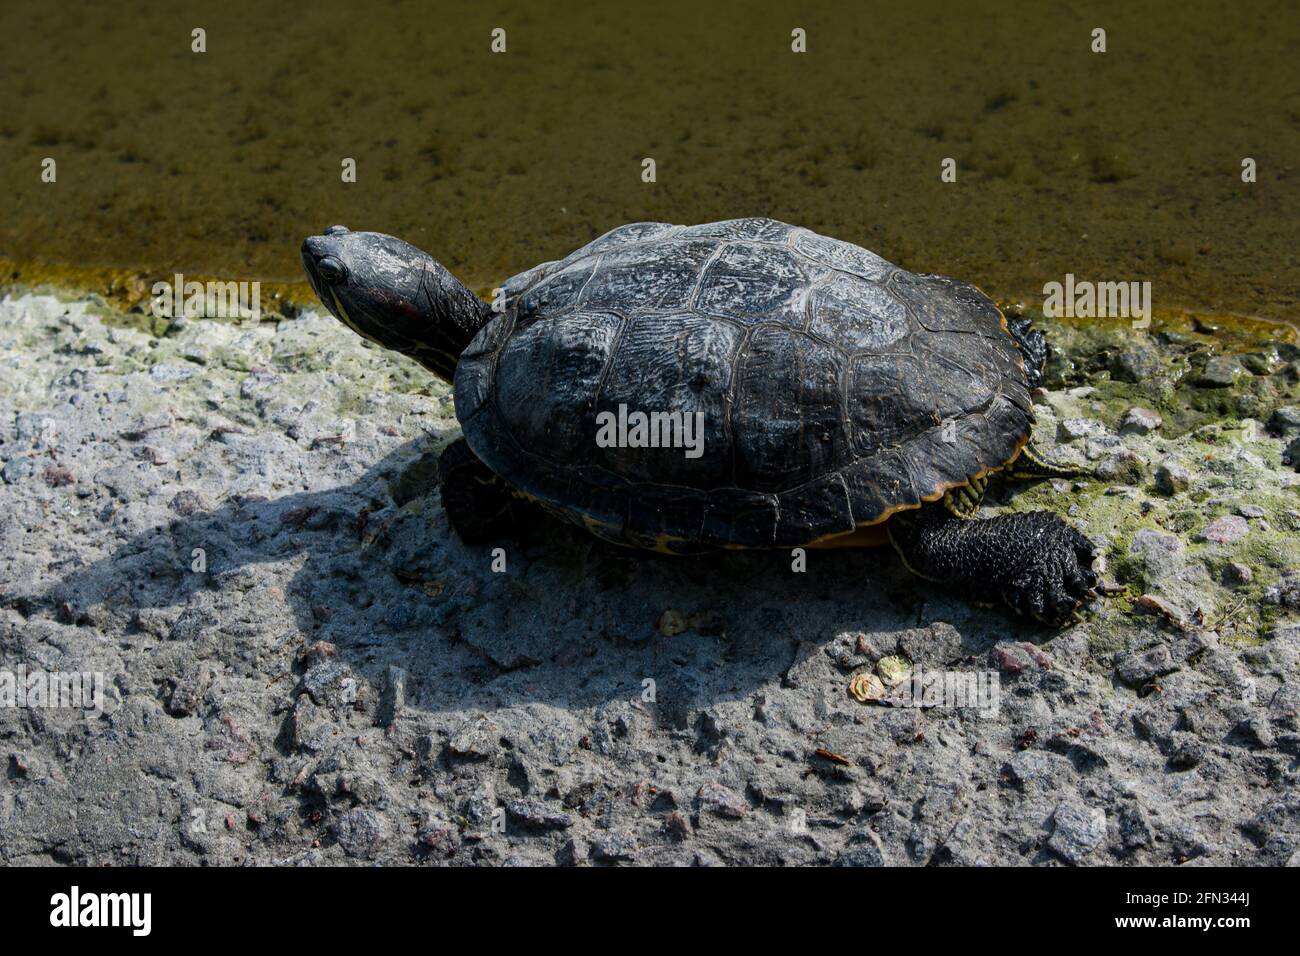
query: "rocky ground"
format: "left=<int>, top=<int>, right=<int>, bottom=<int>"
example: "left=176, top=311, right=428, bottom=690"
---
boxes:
left=1, top=292, right=1298, bottom=866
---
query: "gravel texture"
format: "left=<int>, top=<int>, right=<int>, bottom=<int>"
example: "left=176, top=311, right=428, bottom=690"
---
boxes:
left=1, top=293, right=1298, bottom=866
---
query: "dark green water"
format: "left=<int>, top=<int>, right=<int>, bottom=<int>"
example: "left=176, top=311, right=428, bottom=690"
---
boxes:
left=1, top=0, right=1296, bottom=322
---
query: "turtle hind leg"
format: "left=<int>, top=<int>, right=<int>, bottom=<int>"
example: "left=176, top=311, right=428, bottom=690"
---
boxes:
left=887, top=503, right=1098, bottom=626
left=942, top=474, right=988, bottom=518
left=438, top=438, right=518, bottom=543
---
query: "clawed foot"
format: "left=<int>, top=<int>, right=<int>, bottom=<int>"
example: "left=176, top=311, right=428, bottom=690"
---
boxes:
left=998, top=516, right=1098, bottom=625
left=888, top=504, right=1101, bottom=628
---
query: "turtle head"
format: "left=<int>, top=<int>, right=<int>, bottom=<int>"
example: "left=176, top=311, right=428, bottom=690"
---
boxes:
left=1006, top=316, right=1047, bottom=391
left=301, top=226, right=489, bottom=383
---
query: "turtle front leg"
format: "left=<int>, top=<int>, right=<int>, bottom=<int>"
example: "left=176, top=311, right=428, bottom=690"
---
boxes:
left=438, top=438, right=519, bottom=543
left=887, top=503, right=1098, bottom=625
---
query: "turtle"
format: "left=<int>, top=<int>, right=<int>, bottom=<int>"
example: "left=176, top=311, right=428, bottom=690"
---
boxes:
left=301, top=218, right=1099, bottom=624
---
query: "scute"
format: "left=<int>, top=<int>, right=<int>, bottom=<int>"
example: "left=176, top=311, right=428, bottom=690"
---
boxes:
left=454, top=312, right=511, bottom=423
left=516, top=257, right=597, bottom=321
left=492, top=311, right=621, bottom=460
left=497, top=222, right=678, bottom=308
left=777, top=472, right=856, bottom=543
left=696, top=243, right=808, bottom=323
left=455, top=219, right=1033, bottom=550
left=594, top=311, right=742, bottom=486
left=792, top=230, right=893, bottom=281
left=579, top=240, right=715, bottom=313
left=677, top=217, right=795, bottom=242
left=584, top=221, right=680, bottom=251
left=848, top=352, right=943, bottom=457
left=809, top=274, right=908, bottom=351
left=733, top=327, right=848, bottom=493
left=891, top=271, right=1005, bottom=338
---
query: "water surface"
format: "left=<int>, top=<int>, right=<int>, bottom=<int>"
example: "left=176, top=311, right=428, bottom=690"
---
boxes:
left=1, top=0, right=1296, bottom=322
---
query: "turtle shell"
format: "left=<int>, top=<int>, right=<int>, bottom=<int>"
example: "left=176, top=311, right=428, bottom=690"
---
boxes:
left=454, top=218, right=1033, bottom=551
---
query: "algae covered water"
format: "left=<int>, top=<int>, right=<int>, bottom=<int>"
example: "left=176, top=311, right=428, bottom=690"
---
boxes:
left=1, top=0, right=1297, bottom=323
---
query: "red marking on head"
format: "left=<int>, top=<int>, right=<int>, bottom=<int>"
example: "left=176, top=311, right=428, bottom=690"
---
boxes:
left=371, top=287, right=420, bottom=321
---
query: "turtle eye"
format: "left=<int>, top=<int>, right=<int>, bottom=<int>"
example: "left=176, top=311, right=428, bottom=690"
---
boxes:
left=316, top=255, right=346, bottom=284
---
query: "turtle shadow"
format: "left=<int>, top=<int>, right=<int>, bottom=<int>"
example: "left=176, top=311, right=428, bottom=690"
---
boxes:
left=40, top=435, right=1028, bottom=724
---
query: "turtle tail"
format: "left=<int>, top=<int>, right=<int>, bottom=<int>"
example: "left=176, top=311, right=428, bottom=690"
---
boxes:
left=1007, top=441, right=1091, bottom=480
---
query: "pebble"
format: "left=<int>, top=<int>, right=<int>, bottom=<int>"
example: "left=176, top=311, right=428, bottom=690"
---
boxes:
left=1262, top=570, right=1300, bottom=608
left=1115, top=645, right=1179, bottom=686
left=1120, top=407, right=1163, bottom=435
left=299, top=659, right=357, bottom=710
left=832, top=830, right=887, bottom=867
left=1129, top=528, right=1184, bottom=580
left=1108, top=347, right=1161, bottom=384
left=1154, top=461, right=1191, bottom=495
left=1268, top=405, right=1300, bottom=434
left=165, top=666, right=213, bottom=716
left=1007, top=749, right=1070, bottom=791
left=1094, top=449, right=1146, bottom=484
left=288, top=699, right=336, bottom=753
left=1167, top=735, right=1206, bottom=770
left=1196, top=515, right=1249, bottom=544
left=1197, top=356, right=1243, bottom=388
left=448, top=715, right=500, bottom=761
left=335, top=808, right=388, bottom=860
left=1048, top=803, right=1107, bottom=864
left=1119, top=804, right=1153, bottom=850
left=656, top=608, right=687, bottom=636
left=2, top=456, right=33, bottom=484
left=994, top=641, right=1052, bottom=674
left=664, top=811, right=693, bottom=840
left=168, top=489, right=207, bottom=516
left=697, top=781, right=748, bottom=819
left=1133, top=593, right=1187, bottom=625
left=1057, top=418, right=1106, bottom=442
left=149, top=363, right=199, bottom=383
left=121, top=410, right=174, bottom=439
left=1224, top=562, right=1254, bottom=585
left=376, top=665, right=406, bottom=726
left=1285, top=436, right=1300, bottom=471
left=506, top=799, right=573, bottom=831
left=589, top=832, right=638, bottom=862
left=1131, top=528, right=1182, bottom=555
